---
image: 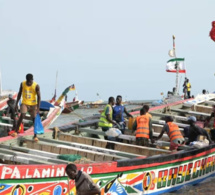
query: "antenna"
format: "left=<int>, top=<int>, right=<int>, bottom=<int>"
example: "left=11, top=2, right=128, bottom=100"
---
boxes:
left=172, top=35, right=179, bottom=95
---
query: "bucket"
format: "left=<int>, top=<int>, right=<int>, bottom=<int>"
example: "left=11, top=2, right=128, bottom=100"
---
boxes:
left=128, top=117, right=136, bottom=130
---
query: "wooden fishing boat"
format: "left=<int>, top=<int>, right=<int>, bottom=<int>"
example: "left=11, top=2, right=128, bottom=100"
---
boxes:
left=0, top=93, right=215, bottom=195
left=62, top=100, right=84, bottom=114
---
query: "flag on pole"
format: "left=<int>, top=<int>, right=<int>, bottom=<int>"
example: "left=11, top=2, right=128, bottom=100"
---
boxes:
left=70, top=84, right=75, bottom=91
left=166, top=58, right=186, bottom=73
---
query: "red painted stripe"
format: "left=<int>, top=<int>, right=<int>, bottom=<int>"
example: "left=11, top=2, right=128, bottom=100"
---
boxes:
left=130, top=98, right=193, bottom=115
left=166, top=70, right=186, bottom=73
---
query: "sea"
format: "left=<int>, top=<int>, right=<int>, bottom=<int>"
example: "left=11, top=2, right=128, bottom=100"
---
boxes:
left=50, top=103, right=215, bottom=195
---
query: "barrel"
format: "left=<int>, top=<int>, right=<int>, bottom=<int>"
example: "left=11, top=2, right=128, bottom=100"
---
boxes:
left=128, top=117, right=136, bottom=130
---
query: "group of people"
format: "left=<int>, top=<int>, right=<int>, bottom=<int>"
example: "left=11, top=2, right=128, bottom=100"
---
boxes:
left=98, top=95, right=132, bottom=148
left=6, top=73, right=41, bottom=141
left=99, top=96, right=215, bottom=151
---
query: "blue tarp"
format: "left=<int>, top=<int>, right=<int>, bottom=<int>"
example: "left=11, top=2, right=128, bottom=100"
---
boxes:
left=40, top=101, right=55, bottom=111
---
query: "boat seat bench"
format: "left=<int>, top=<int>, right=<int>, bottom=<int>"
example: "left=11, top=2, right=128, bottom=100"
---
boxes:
left=22, top=138, right=124, bottom=162
left=57, top=132, right=170, bottom=156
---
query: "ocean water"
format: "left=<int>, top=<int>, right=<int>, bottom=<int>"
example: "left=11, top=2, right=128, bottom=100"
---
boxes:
left=50, top=105, right=215, bottom=195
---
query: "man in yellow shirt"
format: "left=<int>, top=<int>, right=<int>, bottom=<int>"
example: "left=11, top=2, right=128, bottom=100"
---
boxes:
left=186, top=79, right=191, bottom=98
left=14, top=74, right=41, bottom=141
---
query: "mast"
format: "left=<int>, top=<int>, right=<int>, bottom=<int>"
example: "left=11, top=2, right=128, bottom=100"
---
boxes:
left=173, top=35, right=179, bottom=95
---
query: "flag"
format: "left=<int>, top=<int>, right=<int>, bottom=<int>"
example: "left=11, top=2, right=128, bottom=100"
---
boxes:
left=166, top=58, right=186, bottom=73
left=210, top=21, right=215, bottom=42
left=70, top=84, right=75, bottom=91
left=168, top=49, right=176, bottom=57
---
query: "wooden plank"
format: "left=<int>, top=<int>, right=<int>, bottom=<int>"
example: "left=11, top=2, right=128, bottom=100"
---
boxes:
left=60, top=148, right=70, bottom=154
left=205, top=101, right=215, bottom=106
left=93, top=139, right=103, bottom=148
left=56, top=133, right=169, bottom=156
left=94, top=154, right=104, bottom=162
left=51, top=146, right=61, bottom=154
left=171, top=108, right=210, bottom=117
left=86, top=152, right=95, bottom=160
left=41, top=144, right=52, bottom=153
left=193, top=105, right=212, bottom=114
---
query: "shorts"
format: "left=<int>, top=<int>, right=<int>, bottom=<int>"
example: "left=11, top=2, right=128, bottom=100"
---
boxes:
left=20, top=104, right=37, bottom=118
left=136, top=137, right=149, bottom=147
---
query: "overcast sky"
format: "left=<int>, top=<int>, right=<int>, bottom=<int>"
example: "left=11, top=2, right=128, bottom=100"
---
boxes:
left=0, top=0, right=214, bottom=101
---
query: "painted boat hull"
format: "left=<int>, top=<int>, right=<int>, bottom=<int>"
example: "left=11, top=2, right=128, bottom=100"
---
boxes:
left=0, top=145, right=215, bottom=195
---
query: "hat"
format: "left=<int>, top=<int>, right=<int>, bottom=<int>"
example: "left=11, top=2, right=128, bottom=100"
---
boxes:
left=187, top=116, right=196, bottom=122
left=8, top=94, right=13, bottom=99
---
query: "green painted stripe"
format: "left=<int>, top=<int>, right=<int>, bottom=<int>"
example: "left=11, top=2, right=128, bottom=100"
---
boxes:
left=0, top=176, right=68, bottom=184
left=167, top=58, right=185, bottom=63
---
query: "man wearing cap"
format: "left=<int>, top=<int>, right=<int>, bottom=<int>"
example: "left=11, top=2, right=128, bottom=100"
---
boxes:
left=185, top=116, right=213, bottom=145
left=155, top=116, right=185, bottom=151
left=13, top=74, right=41, bottom=141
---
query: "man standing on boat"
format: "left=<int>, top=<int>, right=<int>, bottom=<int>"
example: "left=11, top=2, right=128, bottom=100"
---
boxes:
left=13, top=74, right=41, bottom=141
left=65, top=164, right=101, bottom=195
left=186, top=79, right=191, bottom=98
left=98, top=97, right=118, bottom=148
left=132, top=107, right=154, bottom=146
left=155, top=116, right=185, bottom=151
left=113, top=95, right=133, bottom=134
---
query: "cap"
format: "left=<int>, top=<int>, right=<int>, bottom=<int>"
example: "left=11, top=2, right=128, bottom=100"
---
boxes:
left=8, top=94, right=13, bottom=99
left=187, top=116, right=196, bottom=122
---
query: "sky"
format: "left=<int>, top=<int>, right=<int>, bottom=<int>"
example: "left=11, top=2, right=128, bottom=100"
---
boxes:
left=0, top=0, right=214, bottom=101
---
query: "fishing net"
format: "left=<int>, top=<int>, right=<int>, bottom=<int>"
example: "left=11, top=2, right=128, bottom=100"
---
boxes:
left=57, top=154, right=82, bottom=162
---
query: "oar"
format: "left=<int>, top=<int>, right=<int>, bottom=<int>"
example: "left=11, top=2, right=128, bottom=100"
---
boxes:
left=71, top=107, right=86, bottom=121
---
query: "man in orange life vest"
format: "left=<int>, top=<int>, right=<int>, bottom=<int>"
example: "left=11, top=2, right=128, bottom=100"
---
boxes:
left=132, top=107, right=154, bottom=146
left=156, top=116, right=185, bottom=151
left=14, top=74, right=41, bottom=141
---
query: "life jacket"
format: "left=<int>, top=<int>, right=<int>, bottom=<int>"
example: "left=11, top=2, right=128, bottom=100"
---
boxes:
left=186, top=83, right=191, bottom=91
left=167, top=122, right=184, bottom=142
left=113, top=105, right=124, bottom=122
left=136, top=115, right=150, bottom=138
left=98, top=104, right=113, bottom=128
left=22, top=81, right=37, bottom=105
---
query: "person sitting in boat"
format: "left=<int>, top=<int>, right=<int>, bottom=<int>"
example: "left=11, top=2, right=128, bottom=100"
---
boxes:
left=113, top=95, right=133, bottom=133
left=155, top=116, right=185, bottom=151
left=132, top=107, right=154, bottom=146
left=5, top=94, right=17, bottom=130
left=185, top=116, right=213, bottom=145
left=143, top=104, right=152, bottom=119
